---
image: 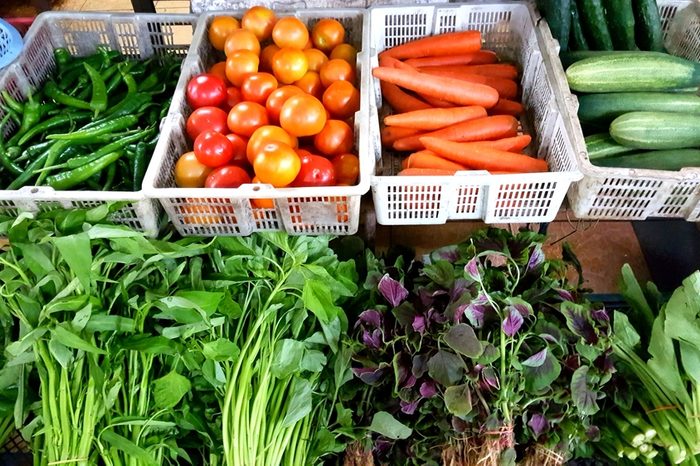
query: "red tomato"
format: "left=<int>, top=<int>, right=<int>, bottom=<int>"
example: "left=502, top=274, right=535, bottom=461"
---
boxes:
left=186, top=106, right=229, bottom=140
left=241, top=72, right=278, bottom=105
left=247, top=125, right=298, bottom=164
left=225, top=133, right=249, bottom=168
left=293, top=153, right=336, bottom=186
left=253, top=141, right=301, bottom=187
left=331, top=153, right=360, bottom=185
left=265, top=85, right=303, bottom=124
left=227, top=102, right=269, bottom=137
left=187, top=73, right=228, bottom=109
left=204, top=165, right=252, bottom=188
left=221, top=87, right=243, bottom=112
left=322, top=80, right=360, bottom=120
left=194, top=131, right=235, bottom=168
left=279, top=94, right=327, bottom=137
left=208, top=62, right=230, bottom=85
left=175, top=151, right=213, bottom=187
left=314, top=120, right=354, bottom=156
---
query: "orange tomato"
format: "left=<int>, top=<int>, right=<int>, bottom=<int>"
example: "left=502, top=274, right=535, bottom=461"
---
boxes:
left=241, top=72, right=278, bottom=105
left=265, top=85, right=304, bottom=124
left=303, top=49, right=328, bottom=73
left=319, top=58, right=355, bottom=87
left=208, top=61, right=230, bottom=84
left=329, top=43, right=357, bottom=66
left=247, top=125, right=298, bottom=164
left=294, top=71, right=323, bottom=99
left=208, top=16, right=240, bottom=51
left=227, top=101, right=269, bottom=137
left=279, top=94, right=327, bottom=137
left=225, top=51, right=260, bottom=87
left=175, top=151, right=213, bottom=188
left=181, top=202, right=224, bottom=225
left=271, top=47, right=308, bottom=84
left=260, top=44, right=280, bottom=72
left=311, top=19, right=345, bottom=53
left=253, top=141, right=301, bottom=187
left=322, top=80, right=360, bottom=120
left=331, top=153, right=360, bottom=185
left=303, top=37, right=313, bottom=50
left=272, top=17, right=309, bottom=49
left=224, top=29, right=261, bottom=58
left=251, top=177, right=275, bottom=209
left=241, top=6, right=276, bottom=41
left=222, top=87, right=243, bottom=111
left=314, top=119, right=354, bottom=156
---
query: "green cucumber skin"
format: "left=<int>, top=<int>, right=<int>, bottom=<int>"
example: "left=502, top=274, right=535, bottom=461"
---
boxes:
left=610, top=111, right=700, bottom=150
left=578, top=0, right=614, bottom=50
left=606, top=0, right=637, bottom=50
left=578, top=92, right=700, bottom=124
left=569, top=1, right=589, bottom=52
left=566, top=52, right=700, bottom=93
left=594, top=149, right=700, bottom=170
left=585, top=133, right=638, bottom=160
left=560, top=50, right=629, bottom=69
left=538, top=0, right=571, bottom=52
left=633, top=0, right=665, bottom=52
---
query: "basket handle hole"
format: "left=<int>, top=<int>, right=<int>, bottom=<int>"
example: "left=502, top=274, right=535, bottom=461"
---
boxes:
left=31, top=188, right=38, bottom=194
left=252, top=186, right=260, bottom=192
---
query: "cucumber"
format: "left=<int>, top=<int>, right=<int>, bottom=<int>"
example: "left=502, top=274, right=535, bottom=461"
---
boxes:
left=585, top=133, right=638, bottom=160
left=560, top=50, right=629, bottom=69
left=594, top=149, right=700, bottom=170
left=569, top=1, right=589, bottom=52
left=578, top=0, right=614, bottom=50
left=578, top=92, right=700, bottom=124
left=537, top=0, right=571, bottom=52
left=606, top=0, right=636, bottom=50
left=566, top=52, right=700, bottom=93
left=610, top=111, right=700, bottom=150
left=633, top=0, right=665, bottom=52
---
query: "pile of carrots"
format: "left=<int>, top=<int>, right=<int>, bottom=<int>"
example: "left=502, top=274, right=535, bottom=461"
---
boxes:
left=373, top=29, right=549, bottom=175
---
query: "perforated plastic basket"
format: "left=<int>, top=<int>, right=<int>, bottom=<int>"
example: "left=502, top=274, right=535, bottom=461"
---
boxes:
left=368, top=2, right=581, bottom=226
left=0, top=18, right=23, bottom=70
left=0, top=12, right=196, bottom=236
left=144, top=9, right=371, bottom=236
left=541, top=1, right=700, bottom=221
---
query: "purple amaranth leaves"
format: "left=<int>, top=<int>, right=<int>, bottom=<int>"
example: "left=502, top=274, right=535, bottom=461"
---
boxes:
left=412, top=354, right=428, bottom=378
left=434, top=245, right=460, bottom=262
left=458, top=293, right=489, bottom=327
left=362, top=329, right=382, bottom=349
left=353, top=366, right=387, bottom=385
left=400, top=399, right=421, bottom=415
left=373, top=439, right=392, bottom=457
left=452, top=416, right=468, bottom=433
left=427, top=307, right=446, bottom=324
left=403, top=374, right=417, bottom=389
left=528, top=413, right=548, bottom=438
left=522, top=348, right=548, bottom=367
left=378, top=274, right=408, bottom=307
left=419, top=380, right=437, bottom=398
left=592, top=307, right=610, bottom=324
left=418, top=288, right=447, bottom=308
left=502, top=307, right=524, bottom=337
left=527, top=244, right=545, bottom=272
left=555, top=288, right=574, bottom=302
left=356, top=309, right=382, bottom=329
left=587, top=425, right=601, bottom=441
left=412, top=315, right=427, bottom=335
left=482, top=367, right=500, bottom=389
left=465, top=257, right=481, bottom=281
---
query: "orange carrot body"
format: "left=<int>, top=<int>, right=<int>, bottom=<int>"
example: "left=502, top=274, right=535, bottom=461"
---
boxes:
left=405, top=150, right=467, bottom=171
left=393, top=115, right=519, bottom=151
left=421, top=137, right=549, bottom=173
left=405, top=51, right=498, bottom=68
left=488, top=98, right=524, bottom=117
left=417, top=68, right=518, bottom=100
left=418, top=64, right=519, bottom=79
left=398, top=167, right=459, bottom=176
left=381, top=126, right=423, bottom=147
left=372, top=66, right=499, bottom=108
left=472, top=134, right=532, bottom=152
left=384, top=106, right=487, bottom=130
left=381, top=30, right=482, bottom=59
left=418, top=94, right=455, bottom=108
left=380, top=82, right=431, bottom=113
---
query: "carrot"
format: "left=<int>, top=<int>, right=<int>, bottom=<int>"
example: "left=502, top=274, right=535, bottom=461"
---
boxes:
left=405, top=150, right=468, bottom=171
left=417, top=68, right=518, bottom=100
left=421, top=137, right=549, bottom=173
left=380, top=82, right=431, bottom=113
left=372, top=66, right=499, bottom=108
left=381, top=126, right=423, bottom=147
left=380, top=55, right=416, bottom=71
left=405, top=51, right=498, bottom=68
left=384, top=106, right=487, bottom=130
left=488, top=98, right=524, bottom=117
left=473, top=134, right=532, bottom=152
left=418, top=93, right=455, bottom=108
left=393, top=115, right=519, bottom=151
left=398, top=167, right=459, bottom=176
left=418, top=64, right=519, bottom=80
left=381, top=30, right=481, bottom=59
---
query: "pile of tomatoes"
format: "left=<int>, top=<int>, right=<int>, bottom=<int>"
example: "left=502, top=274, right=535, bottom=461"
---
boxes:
left=174, top=6, right=362, bottom=207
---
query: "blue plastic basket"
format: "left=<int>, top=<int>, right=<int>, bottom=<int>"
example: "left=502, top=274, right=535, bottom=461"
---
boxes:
left=0, top=18, right=23, bottom=70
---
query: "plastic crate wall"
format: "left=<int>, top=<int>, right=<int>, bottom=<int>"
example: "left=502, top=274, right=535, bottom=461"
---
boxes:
left=549, top=1, right=700, bottom=221
left=368, top=2, right=580, bottom=225
left=144, top=9, right=371, bottom=236
left=0, top=12, right=196, bottom=235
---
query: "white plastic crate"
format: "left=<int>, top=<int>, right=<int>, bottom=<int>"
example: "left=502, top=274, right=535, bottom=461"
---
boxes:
left=0, top=11, right=196, bottom=236
left=144, top=9, right=371, bottom=236
left=541, top=1, right=700, bottom=221
left=368, top=2, right=581, bottom=226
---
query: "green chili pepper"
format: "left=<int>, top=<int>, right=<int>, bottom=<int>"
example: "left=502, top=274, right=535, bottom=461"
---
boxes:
left=7, top=150, right=49, bottom=190
left=1, top=91, right=24, bottom=114
left=132, top=141, right=147, bottom=190
left=16, top=112, right=91, bottom=147
left=104, top=93, right=151, bottom=119
left=56, top=146, right=82, bottom=164
left=65, top=129, right=151, bottom=169
left=119, top=63, right=138, bottom=95
left=54, top=48, right=73, bottom=74
left=47, top=115, right=139, bottom=142
left=84, top=63, right=108, bottom=115
left=46, top=151, right=123, bottom=190
left=7, top=94, right=41, bottom=147
left=15, top=140, right=54, bottom=163
left=36, top=140, right=71, bottom=185
left=102, top=163, right=116, bottom=191
left=0, top=150, right=23, bottom=176
left=0, top=105, right=21, bottom=126
left=138, top=73, right=160, bottom=92
left=45, top=81, right=93, bottom=110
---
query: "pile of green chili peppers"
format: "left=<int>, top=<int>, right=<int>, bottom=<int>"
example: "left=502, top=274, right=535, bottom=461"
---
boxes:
left=0, top=46, right=182, bottom=191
